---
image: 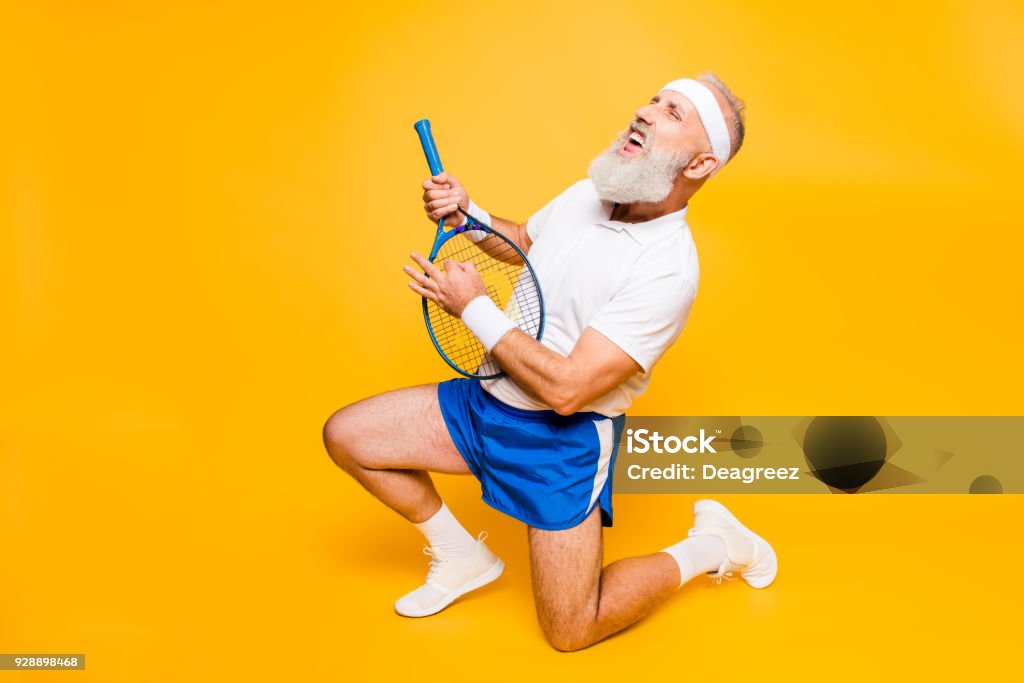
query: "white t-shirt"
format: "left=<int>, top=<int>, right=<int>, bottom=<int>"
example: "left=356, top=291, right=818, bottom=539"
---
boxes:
left=482, top=179, right=699, bottom=417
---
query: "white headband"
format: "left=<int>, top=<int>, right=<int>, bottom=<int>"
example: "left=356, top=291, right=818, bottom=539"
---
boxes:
left=661, top=78, right=731, bottom=169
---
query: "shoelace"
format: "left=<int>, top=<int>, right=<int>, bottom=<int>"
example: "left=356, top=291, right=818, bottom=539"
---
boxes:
left=708, top=551, right=774, bottom=585
left=422, top=546, right=451, bottom=583
left=690, top=526, right=748, bottom=585
left=712, top=573, right=737, bottom=589
left=708, top=561, right=741, bottom=589
left=422, top=531, right=489, bottom=583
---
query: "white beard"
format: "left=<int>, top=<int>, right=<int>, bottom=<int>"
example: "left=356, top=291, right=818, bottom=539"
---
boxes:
left=587, top=130, right=691, bottom=205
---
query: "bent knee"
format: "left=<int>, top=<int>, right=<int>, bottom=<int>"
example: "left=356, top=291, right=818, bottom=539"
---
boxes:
left=538, top=616, right=594, bottom=653
left=542, top=625, right=591, bottom=653
left=322, top=407, right=361, bottom=470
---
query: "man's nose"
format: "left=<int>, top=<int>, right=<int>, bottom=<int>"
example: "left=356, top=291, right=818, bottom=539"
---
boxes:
left=634, top=103, right=655, bottom=125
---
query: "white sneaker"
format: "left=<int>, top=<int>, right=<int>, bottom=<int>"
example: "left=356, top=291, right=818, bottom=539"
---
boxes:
left=394, top=533, right=505, bottom=618
left=688, top=499, right=778, bottom=589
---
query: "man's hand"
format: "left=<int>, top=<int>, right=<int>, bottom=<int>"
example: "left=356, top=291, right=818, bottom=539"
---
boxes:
left=405, top=253, right=487, bottom=317
left=422, top=172, right=469, bottom=227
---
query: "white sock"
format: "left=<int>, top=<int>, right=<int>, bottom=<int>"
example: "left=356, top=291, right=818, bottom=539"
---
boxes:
left=413, top=502, right=478, bottom=559
left=661, top=535, right=727, bottom=588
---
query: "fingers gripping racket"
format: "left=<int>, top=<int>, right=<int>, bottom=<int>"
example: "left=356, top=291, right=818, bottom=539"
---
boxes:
left=413, top=119, right=545, bottom=379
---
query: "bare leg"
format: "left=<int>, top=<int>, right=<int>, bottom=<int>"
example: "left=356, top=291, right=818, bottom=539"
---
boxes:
left=528, top=508, right=681, bottom=652
left=322, top=384, right=469, bottom=523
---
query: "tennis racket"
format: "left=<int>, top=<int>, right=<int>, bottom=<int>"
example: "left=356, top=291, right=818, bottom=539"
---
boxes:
left=413, top=119, right=545, bottom=379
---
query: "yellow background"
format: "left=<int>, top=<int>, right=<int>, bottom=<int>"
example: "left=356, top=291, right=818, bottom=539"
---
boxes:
left=2, top=0, right=1022, bottom=680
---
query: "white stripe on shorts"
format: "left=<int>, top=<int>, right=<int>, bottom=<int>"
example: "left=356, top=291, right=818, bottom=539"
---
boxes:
left=588, top=418, right=615, bottom=512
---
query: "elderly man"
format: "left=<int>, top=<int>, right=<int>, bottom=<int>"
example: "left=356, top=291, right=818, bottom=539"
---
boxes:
left=323, top=73, right=777, bottom=651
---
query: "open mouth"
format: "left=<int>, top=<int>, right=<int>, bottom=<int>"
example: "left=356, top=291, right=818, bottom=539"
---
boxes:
left=620, top=127, right=647, bottom=157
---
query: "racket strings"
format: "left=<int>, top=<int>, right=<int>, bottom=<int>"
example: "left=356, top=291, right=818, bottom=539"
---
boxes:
left=426, top=229, right=543, bottom=377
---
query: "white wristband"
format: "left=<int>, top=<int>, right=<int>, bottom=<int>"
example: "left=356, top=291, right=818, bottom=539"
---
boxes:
left=458, top=200, right=492, bottom=242
left=460, top=295, right=515, bottom=352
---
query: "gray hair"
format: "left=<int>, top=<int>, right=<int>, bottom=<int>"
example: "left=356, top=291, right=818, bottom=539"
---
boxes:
left=696, top=72, right=746, bottom=161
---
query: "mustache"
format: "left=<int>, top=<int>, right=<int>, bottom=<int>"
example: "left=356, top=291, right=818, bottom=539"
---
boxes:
left=617, top=120, right=652, bottom=142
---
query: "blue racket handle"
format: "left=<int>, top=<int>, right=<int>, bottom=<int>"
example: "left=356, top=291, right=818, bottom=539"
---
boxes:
left=414, top=119, right=444, bottom=176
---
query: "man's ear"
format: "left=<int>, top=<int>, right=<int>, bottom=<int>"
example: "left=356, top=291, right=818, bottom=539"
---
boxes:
left=682, top=153, right=720, bottom=180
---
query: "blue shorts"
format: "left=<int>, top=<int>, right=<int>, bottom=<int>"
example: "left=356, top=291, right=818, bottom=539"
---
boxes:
left=437, top=378, right=626, bottom=531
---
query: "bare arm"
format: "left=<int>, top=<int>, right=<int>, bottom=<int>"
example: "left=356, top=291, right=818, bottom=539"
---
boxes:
left=412, top=173, right=639, bottom=413
left=490, top=327, right=641, bottom=416
left=486, top=215, right=533, bottom=255
left=405, top=253, right=639, bottom=415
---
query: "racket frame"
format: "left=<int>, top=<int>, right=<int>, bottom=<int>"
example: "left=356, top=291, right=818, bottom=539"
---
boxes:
left=414, top=118, right=546, bottom=379
left=421, top=208, right=546, bottom=379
